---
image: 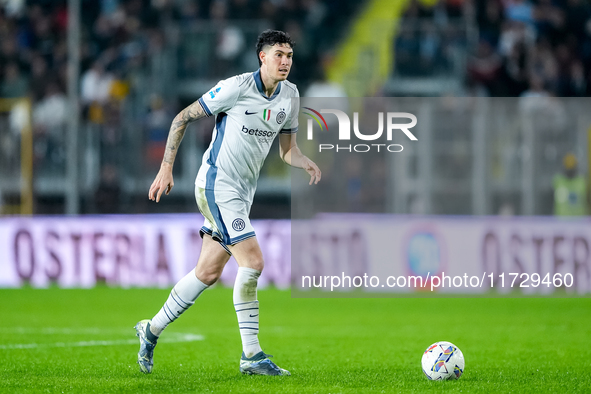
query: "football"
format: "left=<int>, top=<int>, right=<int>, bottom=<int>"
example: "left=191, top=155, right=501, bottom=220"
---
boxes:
left=421, top=341, right=465, bottom=380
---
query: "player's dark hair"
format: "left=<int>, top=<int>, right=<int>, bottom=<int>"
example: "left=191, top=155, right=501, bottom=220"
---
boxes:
left=256, top=30, right=295, bottom=66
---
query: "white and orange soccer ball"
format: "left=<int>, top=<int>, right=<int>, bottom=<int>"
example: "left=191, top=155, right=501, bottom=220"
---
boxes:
left=421, top=341, right=465, bottom=380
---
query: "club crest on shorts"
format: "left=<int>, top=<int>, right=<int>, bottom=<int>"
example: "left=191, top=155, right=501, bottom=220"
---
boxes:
left=276, top=109, right=286, bottom=124
left=232, top=218, right=246, bottom=231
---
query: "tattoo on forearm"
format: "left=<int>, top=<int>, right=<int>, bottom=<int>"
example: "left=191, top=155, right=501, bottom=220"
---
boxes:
left=162, top=101, right=207, bottom=165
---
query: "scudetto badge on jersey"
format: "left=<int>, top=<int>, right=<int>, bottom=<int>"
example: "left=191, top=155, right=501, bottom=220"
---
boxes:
left=209, top=87, right=221, bottom=99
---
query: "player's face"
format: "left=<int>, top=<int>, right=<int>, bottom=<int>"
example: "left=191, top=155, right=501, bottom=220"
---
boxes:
left=262, top=44, right=293, bottom=81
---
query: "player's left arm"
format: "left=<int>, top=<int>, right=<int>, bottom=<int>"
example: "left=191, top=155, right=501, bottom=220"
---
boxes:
left=279, top=133, right=321, bottom=185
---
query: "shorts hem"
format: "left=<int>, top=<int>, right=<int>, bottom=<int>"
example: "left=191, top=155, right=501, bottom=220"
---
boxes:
left=228, top=231, right=256, bottom=245
left=199, top=226, right=232, bottom=255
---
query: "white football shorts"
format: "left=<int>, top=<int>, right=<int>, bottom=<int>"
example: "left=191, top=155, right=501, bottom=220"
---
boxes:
left=195, top=186, right=256, bottom=254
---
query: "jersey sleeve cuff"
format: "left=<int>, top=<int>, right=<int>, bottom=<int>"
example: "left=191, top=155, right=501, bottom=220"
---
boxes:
left=280, top=127, right=298, bottom=134
left=198, top=97, right=213, bottom=117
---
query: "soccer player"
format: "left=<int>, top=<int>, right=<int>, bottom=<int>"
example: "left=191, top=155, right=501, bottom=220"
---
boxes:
left=135, top=30, right=321, bottom=376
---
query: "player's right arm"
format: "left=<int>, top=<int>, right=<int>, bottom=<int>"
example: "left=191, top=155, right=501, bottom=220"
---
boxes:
left=148, top=77, right=240, bottom=202
left=148, top=100, right=207, bottom=203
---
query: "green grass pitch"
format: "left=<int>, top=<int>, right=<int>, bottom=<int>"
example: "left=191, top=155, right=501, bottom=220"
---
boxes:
left=1, top=287, right=590, bottom=393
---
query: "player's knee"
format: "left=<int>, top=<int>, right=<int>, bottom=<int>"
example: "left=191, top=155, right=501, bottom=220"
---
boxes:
left=195, top=267, right=222, bottom=286
left=198, top=272, right=220, bottom=286
left=208, top=276, right=220, bottom=285
left=244, top=259, right=264, bottom=272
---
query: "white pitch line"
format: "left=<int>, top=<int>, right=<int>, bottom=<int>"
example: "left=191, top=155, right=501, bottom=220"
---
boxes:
left=0, top=333, right=204, bottom=350
left=0, top=327, right=133, bottom=335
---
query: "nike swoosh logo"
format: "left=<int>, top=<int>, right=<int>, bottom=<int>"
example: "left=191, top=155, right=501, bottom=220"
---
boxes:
left=249, top=314, right=259, bottom=317
left=245, top=110, right=257, bottom=115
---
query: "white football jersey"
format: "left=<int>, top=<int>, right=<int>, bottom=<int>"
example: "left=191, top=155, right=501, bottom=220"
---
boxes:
left=196, top=69, right=299, bottom=202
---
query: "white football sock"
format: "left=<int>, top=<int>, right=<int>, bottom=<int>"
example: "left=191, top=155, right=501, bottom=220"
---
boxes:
left=150, top=271, right=208, bottom=337
left=233, top=267, right=263, bottom=358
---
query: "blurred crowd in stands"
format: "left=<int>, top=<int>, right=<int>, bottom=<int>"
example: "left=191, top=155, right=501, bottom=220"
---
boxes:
left=3, top=0, right=591, bottom=126
left=0, top=0, right=355, bottom=112
left=397, top=0, right=591, bottom=97
left=395, top=0, right=467, bottom=78
left=469, top=0, right=591, bottom=97
left=0, top=0, right=358, bottom=212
